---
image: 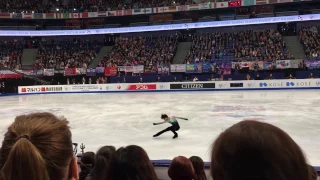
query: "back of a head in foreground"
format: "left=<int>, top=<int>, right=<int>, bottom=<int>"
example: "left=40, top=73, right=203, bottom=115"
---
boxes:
left=211, top=120, right=313, bottom=180
left=189, top=156, right=207, bottom=180
left=80, top=151, right=96, bottom=180
left=0, top=112, right=78, bottom=180
left=105, top=145, right=158, bottom=180
left=91, top=146, right=116, bottom=180
left=168, top=156, right=195, bottom=180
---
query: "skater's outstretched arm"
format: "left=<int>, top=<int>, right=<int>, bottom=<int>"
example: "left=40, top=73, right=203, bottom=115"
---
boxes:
left=175, top=116, right=188, bottom=120
left=153, top=119, right=169, bottom=125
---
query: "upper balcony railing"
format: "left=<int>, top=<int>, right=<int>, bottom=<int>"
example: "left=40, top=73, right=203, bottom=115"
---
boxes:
left=0, top=0, right=313, bottom=20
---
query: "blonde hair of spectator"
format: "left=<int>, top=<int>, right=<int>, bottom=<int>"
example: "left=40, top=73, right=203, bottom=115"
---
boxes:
left=0, top=112, right=78, bottom=180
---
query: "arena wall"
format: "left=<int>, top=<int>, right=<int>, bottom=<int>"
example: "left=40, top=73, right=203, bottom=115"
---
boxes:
left=17, top=79, right=320, bottom=94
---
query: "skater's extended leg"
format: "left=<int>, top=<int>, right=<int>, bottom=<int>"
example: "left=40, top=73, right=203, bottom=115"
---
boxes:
left=153, top=127, right=171, bottom=137
left=171, top=129, right=178, bottom=139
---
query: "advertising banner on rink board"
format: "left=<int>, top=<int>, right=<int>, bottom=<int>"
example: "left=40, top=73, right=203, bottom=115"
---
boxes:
left=18, top=83, right=158, bottom=94
left=170, top=83, right=215, bottom=89
left=133, top=65, right=144, bottom=73
left=186, top=64, right=202, bottom=73
left=18, top=79, right=320, bottom=94
left=243, top=79, right=317, bottom=89
left=19, top=86, right=63, bottom=93
left=170, top=64, right=186, bottom=72
left=119, top=84, right=157, bottom=91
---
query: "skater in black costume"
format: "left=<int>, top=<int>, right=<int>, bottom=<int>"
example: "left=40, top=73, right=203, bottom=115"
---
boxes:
left=153, top=114, right=188, bottom=139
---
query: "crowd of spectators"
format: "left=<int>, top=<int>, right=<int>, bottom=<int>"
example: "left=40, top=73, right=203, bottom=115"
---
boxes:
left=0, top=40, right=23, bottom=70
left=299, top=25, right=320, bottom=59
left=0, top=0, right=45, bottom=13
left=69, top=0, right=194, bottom=12
left=0, top=0, right=194, bottom=13
left=36, top=38, right=103, bottom=70
left=185, top=29, right=294, bottom=64
left=0, top=112, right=317, bottom=180
left=98, top=36, right=178, bottom=67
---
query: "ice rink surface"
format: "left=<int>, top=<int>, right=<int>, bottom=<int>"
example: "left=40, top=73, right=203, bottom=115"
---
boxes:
left=1, top=90, right=320, bottom=165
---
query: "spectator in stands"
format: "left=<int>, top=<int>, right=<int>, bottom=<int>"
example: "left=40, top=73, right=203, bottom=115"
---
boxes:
left=219, top=75, right=224, bottom=81
left=266, top=73, right=273, bottom=80
left=0, top=80, right=4, bottom=94
left=245, top=74, right=252, bottom=80
left=287, top=73, right=295, bottom=79
left=255, top=74, right=262, bottom=80
left=139, top=77, right=143, bottom=83
left=172, top=77, right=179, bottom=82
left=105, top=145, right=158, bottom=180
left=210, top=120, right=313, bottom=180
left=309, top=72, right=314, bottom=79
left=79, top=152, right=95, bottom=180
left=193, top=76, right=199, bottom=82
left=168, top=156, right=195, bottom=180
left=89, top=146, right=116, bottom=180
left=0, top=112, right=78, bottom=180
left=189, top=156, right=207, bottom=180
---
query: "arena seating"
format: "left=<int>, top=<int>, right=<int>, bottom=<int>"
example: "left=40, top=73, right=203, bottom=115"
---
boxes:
left=36, top=38, right=103, bottom=69
left=299, top=25, right=320, bottom=59
left=0, top=0, right=195, bottom=13
left=0, top=40, right=23, bottom=70
left=99, top=36, right=179, bottom=67
left=186, top=30, right=294, bottom=65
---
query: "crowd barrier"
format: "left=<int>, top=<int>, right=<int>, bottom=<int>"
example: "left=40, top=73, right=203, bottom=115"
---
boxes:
left=17, top=79, right=320, bottom=94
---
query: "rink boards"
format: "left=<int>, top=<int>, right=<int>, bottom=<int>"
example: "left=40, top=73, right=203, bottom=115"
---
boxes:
left=18, top=79, right=320, bottom=94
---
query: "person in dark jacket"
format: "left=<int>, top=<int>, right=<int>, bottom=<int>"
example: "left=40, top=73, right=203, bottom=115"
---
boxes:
left=255, top=74, right=262, bottom=80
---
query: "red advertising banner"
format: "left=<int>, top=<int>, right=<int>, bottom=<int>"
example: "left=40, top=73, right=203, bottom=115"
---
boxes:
left=104, top=67, right=117, bottom=76
left=0, top=70, right=22, bottom=79
left=0, top=73, right=22, bottom=79
left=125, top=84, right=157, bottom=90
left=64, top=68, right=76, bottom=76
